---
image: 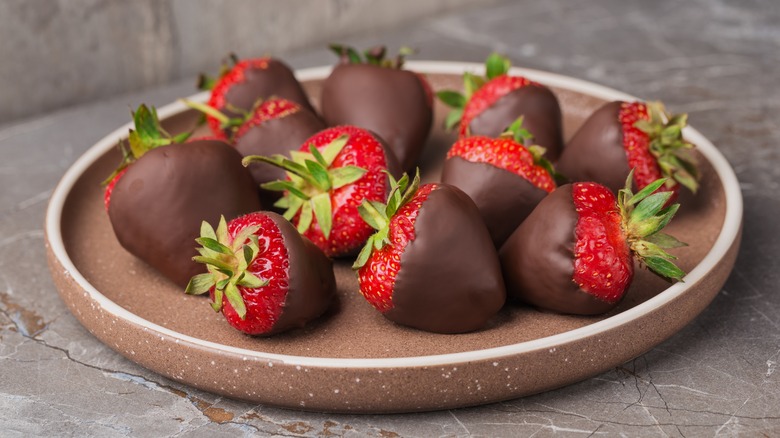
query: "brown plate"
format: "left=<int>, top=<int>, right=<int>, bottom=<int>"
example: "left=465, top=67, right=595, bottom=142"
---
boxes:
left=45, top=62, right=742, bottom=413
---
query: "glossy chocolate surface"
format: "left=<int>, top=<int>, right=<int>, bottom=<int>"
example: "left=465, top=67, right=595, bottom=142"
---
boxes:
left=224, top=59, right=316, bottom=118
left=499, top=184, right=617, bottom=315
left=556, top=101, right=630, bottom=193
left=441, top=157, right=549, bottom=247
left=267, top=212, right=337, bottom=334
left=387, top=184, right=506, bottom=333
left=108, top=140, right=262, bottom=288
left=321, top=63, right=433, bottom=172
left=469, top=84, right=565, bottom=161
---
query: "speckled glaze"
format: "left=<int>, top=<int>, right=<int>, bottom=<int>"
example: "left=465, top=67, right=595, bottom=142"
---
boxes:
left=45, top=63, right=742, bottom=413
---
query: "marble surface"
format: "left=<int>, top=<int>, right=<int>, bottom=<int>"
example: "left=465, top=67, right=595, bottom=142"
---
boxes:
left=2, top=0, right=779, bottom=435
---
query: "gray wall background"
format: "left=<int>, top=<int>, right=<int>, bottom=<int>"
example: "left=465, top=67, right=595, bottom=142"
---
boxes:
left=0, top=0, right=495, bottom=125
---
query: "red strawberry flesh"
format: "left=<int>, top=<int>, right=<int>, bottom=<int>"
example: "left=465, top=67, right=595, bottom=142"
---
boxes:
left=571, top=182, right=633, bottom=303
left=357, top=183, right=435, bottom=312
left=103, top=167, right=128, bottom=211
left=619, top=102, right=675, bottom=198
left=234, top=98, right=301, bottom=140
left=447, top=136, right=555, bottom=193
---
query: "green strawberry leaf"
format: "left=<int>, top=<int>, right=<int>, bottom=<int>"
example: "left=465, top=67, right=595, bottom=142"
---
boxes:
left=630, top=191, right=672, bottom=223
left=305, top=159, right=331, bottom=190
left=627, top=177, right=667, bottom=206
left=353, top=235, right=375, bottom=269
left=224, top=281, right=247, bottom=319
left=260, top=180, right=310, bottom=200
left=211, top=288, right=224, bottom=312
left=485, top=52, right=511, bottom=79
left=330, top=166, right=367, bottom=189
left=463, top=72, right=485, bottom=99
left=237, top=272, right=268, bottom=289
left=644, top=256, right=686, bottom=282
left=444, top=108, right=464, bottom=131
left=320, top=135, right=349, bottom=165
left=185, top=273, right=215, bottom=295
left=646, top=232, right=688, bottom=249
left=195, top=237, right=234, bottom=255
left=297, top=202, right=314, bottom=234
left=358, top=200, right=387, bottom=231
left=436, top=90, right=466, bottom=109
left=311, top=192, right=333, bottom=238
left=192, top=256, right=233, bottom=274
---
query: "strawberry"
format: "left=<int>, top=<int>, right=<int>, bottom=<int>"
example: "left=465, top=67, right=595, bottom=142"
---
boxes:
left=499, top=173, right=687, bottom=315
left=184, top=97, right=325, bottom=204
left=437, top=53, right=564, bottom=160
left=106, top=105, right=261, bottom=288
left=243, top=125, right=400, bottom=257
left=353, top=171, right=506, bottom=334
left=186, top=213, right=336, bottom=335
left=556, top=100, right=699, bottom=199
left=441, top=117, right=558, bottom=247
left=321, top=44, right=433, bottom=172
left=198, top=54, right=316, bottom=140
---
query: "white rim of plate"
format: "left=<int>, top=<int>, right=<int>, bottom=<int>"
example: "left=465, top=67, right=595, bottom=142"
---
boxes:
left=46, top=61, right=743, bottom=369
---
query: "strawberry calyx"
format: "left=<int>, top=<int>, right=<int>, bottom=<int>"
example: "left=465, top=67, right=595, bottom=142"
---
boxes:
left=436, top=52, right=512, bottom=131
left=197, top=52, right=240, bottom=91
left=329, top=44, right=416, bottom=69
left=102, top=104, right=192, bottom=185
left=186, top=216, right=269, bottom=319
left=499, top=116, right=561, bottom=184
left=352, top=169, right=421, bottom=269
left=632, top=101, right=699, bottom=193
left=242, top=135, right=367, bottom=239
left=617, top=171, right=688, bottom=282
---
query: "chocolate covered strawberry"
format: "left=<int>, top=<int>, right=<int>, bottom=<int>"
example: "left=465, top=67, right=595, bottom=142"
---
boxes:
left=441, top=117, right=557, bottom=247
left=199, top=54, right=316, bottom=139
left=437, top=53, right=564, bottom=160
left=353, top=171, right=506, bottom=333
left=106, top=105, right=261, bottom=288
left=184, top=97, right=325, bottom=204
left=243, top=125, right=400, bottom=257
left=500, top=174, right=686, bottom=315
left=321, top=45, right=433, bottom=172
left=556, top=100, right=699, bottom=199
left=186, top=213, right=336, bottom=335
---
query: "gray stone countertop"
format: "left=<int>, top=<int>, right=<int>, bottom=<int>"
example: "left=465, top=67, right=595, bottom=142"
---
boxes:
left=2, top=0, right=779, bottom=436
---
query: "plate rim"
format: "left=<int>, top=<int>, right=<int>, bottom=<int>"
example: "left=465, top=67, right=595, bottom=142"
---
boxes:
left=45, top=60, right=743, bottom=369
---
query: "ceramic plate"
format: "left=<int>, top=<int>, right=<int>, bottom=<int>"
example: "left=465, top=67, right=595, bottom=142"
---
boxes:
left=45, top=62, right=742, bottom=413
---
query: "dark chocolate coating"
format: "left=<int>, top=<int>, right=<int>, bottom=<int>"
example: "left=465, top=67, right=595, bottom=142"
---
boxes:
left=387, top=184, right=506, bottom=333
left=224, top=59, right=316, bottom=119
left=234, top=107, right=326, bottom=205
left=441, top=157, right=548, bottom=248
left=108, top=140, right=262, bottom=288
left=266, top=213, right=336, bottom=335
left=499, top=184, right=616, bottom=315
left=321, top=63, right=433, bottom=172
left=469, top=84, right=565, bottom=161
left=556, top=101, right=630, bottom=193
